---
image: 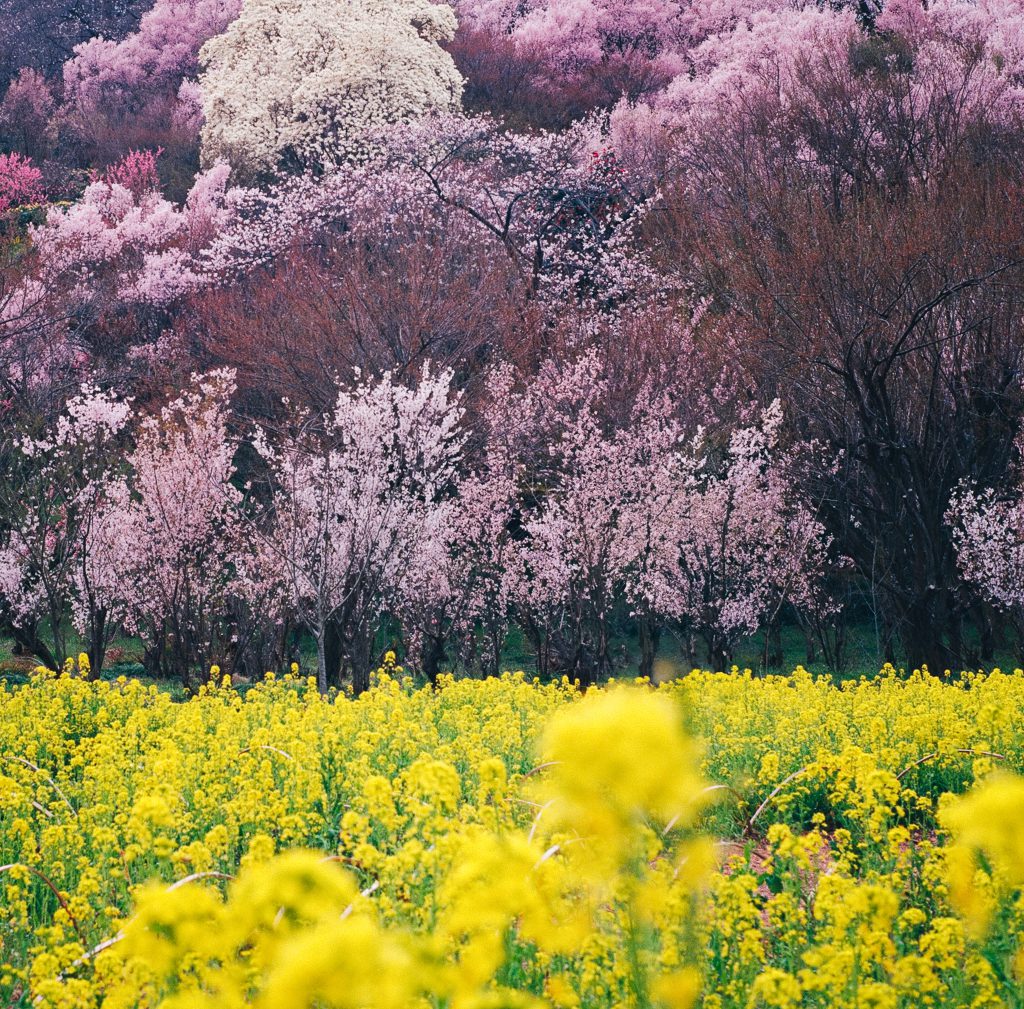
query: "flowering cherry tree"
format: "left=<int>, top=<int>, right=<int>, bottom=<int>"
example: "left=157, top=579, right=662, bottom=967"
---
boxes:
left=502, top=362, right=673, bottom=682
left=0, top=69, right=55, bottom=160
left=0, top=153, right=44, bottom=214
left=62, top=0, right=242, bottom=141
left=93, top=370, right=245, bottom=684
left=95, top=147, right=163, bottom=197
left=620, top=0, right=1024, bottom=198
left=0, top=386, right=130, bottom=673
left=25, top=160, right=240, bottom=318
left=388, top=115, right=657, bottom=308
left=947, top=453, right=1024, bottom=621
left=252, top=366, right=465, bottom=694
left=198, top=0, right=464, bottom=178
left=643, top=401, right=835, bottom=669
left=455, top=0, right=689, bottom=102
left=397, top=461, right=518, bottom=682
left=496, top=353, right=833, bottom=678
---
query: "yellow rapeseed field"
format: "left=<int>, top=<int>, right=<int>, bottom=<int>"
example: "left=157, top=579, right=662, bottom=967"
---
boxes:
left=3, top=656, right=1024, bottom=1008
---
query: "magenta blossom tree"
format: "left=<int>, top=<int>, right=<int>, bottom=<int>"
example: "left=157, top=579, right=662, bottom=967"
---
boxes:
left=0, top=153, right=45, bottom=214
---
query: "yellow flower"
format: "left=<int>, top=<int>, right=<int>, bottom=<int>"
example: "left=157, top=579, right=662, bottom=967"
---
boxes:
left=652, top=967, right=701, bottom=1009
left=537, top=687, right=704, bottom=850
left=749, top=967, right=802, bottom=1008
left=942, top=772, right=1024, bottom=886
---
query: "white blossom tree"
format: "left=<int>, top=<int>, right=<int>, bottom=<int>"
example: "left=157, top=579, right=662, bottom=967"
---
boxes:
left=198, top=0, right=464, bottom=178
left=947, top=445, right=1024, bottom=625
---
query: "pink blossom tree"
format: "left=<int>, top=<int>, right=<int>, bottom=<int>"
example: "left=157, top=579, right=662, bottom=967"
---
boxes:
left=0, top=385, right=131, bottom=673
left=634, top=0, right=1024, bottom=201
left=62, top=0, right=242, bottom=146
left=643, top=401, right=835, bottom=669
left=495, top=351, right=833, bottom=678
left=95, top=147, right=163, bottom=197
left=0, top=69, right=56, bottom=160
left=94, top=370, right=245, bottom=684
left=251, top=365, right=465, bottom=694
left=453, top=0, right=690, bottom=108
left=947, top=449, right=1024, bottom=622
left=494, top=354, right=682, bottom=682
left=397, top=460, right=518, bottom=682
left=0, top=161, right=239, bottom=399
left=24, top=160, right=240, bottom=325
left=0, top=153, right=45, bottom=215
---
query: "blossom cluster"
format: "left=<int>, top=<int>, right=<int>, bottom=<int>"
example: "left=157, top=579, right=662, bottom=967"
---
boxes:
left=0, top=151, right=44, bottom=214
left=198, top=0, right=464, bottom=177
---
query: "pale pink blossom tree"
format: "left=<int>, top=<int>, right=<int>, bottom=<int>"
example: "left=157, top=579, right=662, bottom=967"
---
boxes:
left=453, top=0, right=690, bottom=104
left=93, top=370, right=245, bottom=684
left=0, top=69, right=56, bottom=160
left=0, top=385, right=131, bottom=673
left=643, top=401, right=835, bottom=669
left=251, top=365, right=465, bottom=694
left=636, top=0, right=1024, bottom=198
left=947, top=449, right=1024, bottom=621
left=25, top=161, right=240, bottom=320
left=497, top=354, right=682, bottom=682
left=397, top=460, right=518, bottom=682
left=496, top=352, right=833, bottom=677
left=388, top=114, right=658, bottom=309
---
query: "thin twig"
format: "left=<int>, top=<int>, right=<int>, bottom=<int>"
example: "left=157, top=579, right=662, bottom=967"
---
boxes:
left=747, top=767, right=809, bottom=833
left=238, top=744, right=296, bottom=761
left=2, top=756, right=77, bottom=817
left=896, top=748, right=1006, bottom=781
left=0, top=864, right=84, bottom=944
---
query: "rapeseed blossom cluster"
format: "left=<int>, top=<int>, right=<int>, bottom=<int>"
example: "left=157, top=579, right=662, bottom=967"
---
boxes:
left=4, top=664, right=1024, bottom=1007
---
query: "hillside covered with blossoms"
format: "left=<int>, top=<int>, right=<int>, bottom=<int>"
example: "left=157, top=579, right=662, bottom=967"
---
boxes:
left=3, top=0, right=1024, bottom=688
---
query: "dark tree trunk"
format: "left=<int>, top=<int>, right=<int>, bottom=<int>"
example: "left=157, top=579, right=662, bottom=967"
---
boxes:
left=324, top=618, right=344, bottom=689
left=638, top=617, right=661, bottom=681
left=349, top=624, right=373, bottom=696
left=422, top=632, right=447, bottom=687
left=11, top=621, right=58, bottom=672
left=705, top=630, right=730, bottom=673
left=804, top=627, right=817, bottom=666
left=764, top=621, right=784, bottom=671
left=87, top=607, right=107, bottom=680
